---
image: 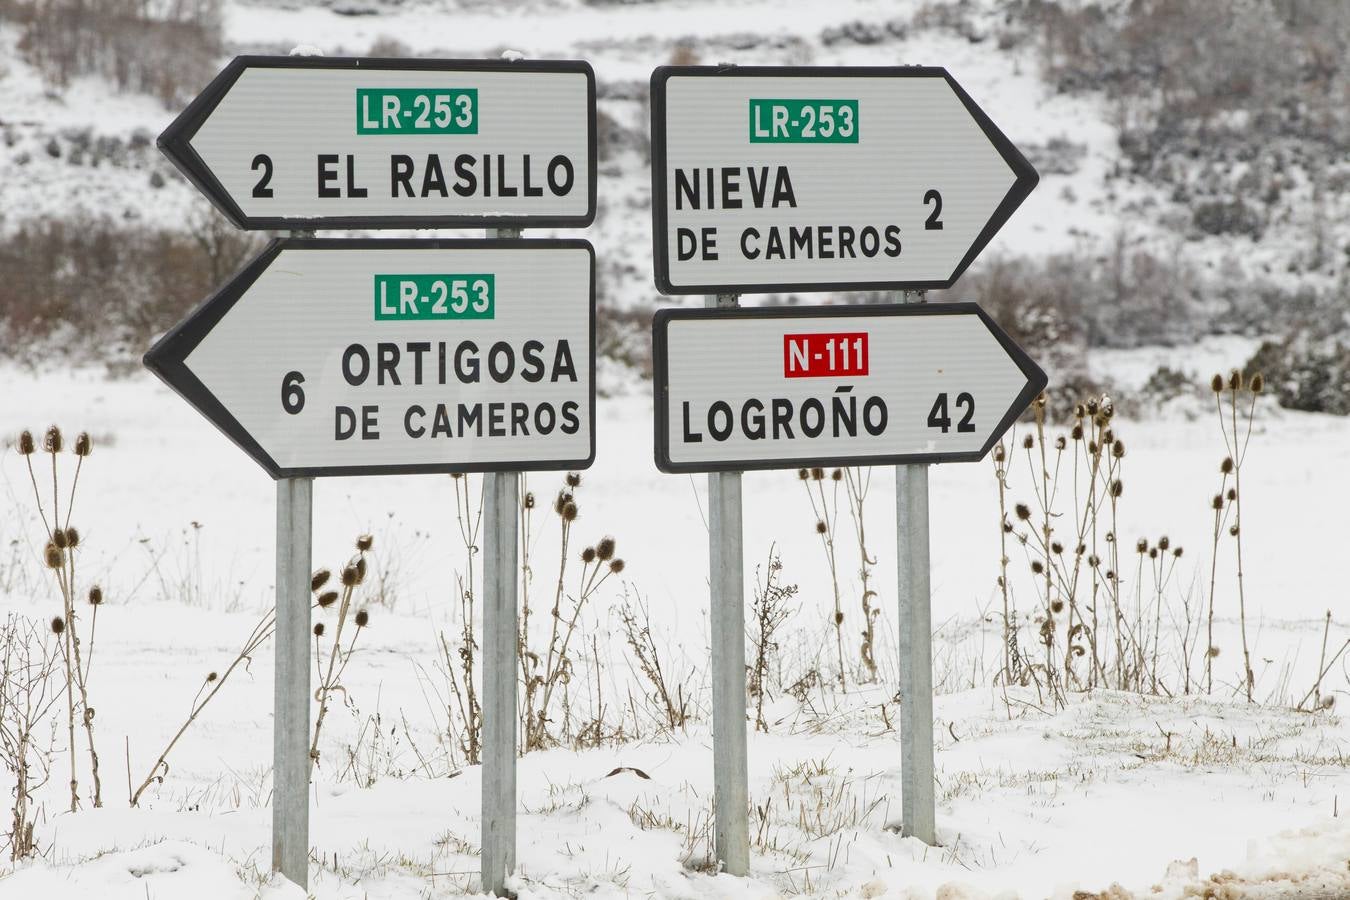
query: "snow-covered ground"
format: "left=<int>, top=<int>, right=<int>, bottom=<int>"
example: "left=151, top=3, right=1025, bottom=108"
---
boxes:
left=0, top=351, right=1346, bottom=898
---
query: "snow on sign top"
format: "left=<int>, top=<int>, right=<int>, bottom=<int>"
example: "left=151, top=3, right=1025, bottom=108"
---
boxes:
left=649, top=66, right=1039, bottom=294
left=159, top=56, right=597, bottom=230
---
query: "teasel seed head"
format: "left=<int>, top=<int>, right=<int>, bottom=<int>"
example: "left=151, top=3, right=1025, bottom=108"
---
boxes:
left=206, top=671, right=218, bottom=682
left=834, top=611, right=844, bottom=625
left=1022, top=434, right=1034, bottom=450
left=810, top=467, right=824, bottom=481
left=64, top=527, right=79, bottom=548
left=1207, top=645, right=1220, bottom=658
left=1051, top=599, right=1064, bottom=614
left=355, top=609, right=370, bottom=628
left=815, top=520, right=827, bottom=534
left=1112, top=439, right=1125, bottom=459
left=596, top=536, right=616, bottom=561
left=1076, top=543, right=1086, bottom=556
left=1227, top=370, right=1243, bottom=391
left=1136, top=538, right=1148, bottom=553
left=449, top=472, right=463, bottom=479
left=317, top=590, right=338, bottom=609
left=44, top=541, right=63, bottom=569
left=1088, top=554, right=1100, bottom=567
left=354, top=556, right=367, bottom=584
left=1229, top=524, right=1239, bottom=537
left=1148, top=547, right=1158, bottom=559
left=53, top=529, right=69, bottom=549
left=1088, top=441, right=1099, bottom=456
left=1002, top=521, right=1013, bottom=534
left=313, top=623, right=325, bottom=637
left=1074, top=403, right=1086, bottom=419
left=1158, top=535, right=1170, bottom=551
left=831, top=469, right=842, bottom=481
left=1110, top=479, right=1123, bottom=498
left=1320, top=695, right=1335, bottom=710
left=566, top=472, right=582, bottom=488
left=609, top=559, right=625, bottom=575
left=311, top=569, right=331, bottom=593
left=1221, top=457, right=1233, bottom=474
left=1055, top=435, right=1066, bottom=451
left=1031, top=560, right=1044, bottom=575
left=1051, top=541, right=1064, bottom=555
left=562, top=501, right=578, bottom=522
left=356, top=534, right=373, bottom=552
left=1086, top=399, right=1099, bottom=416
left=1212, top=494, right=1225, bottom=510
left=1106, top=531, right=1115, bottom=543
left=51, top=616, right=65, bottom=634
left=74, top=432, right=92, bottom=457
left=88, top=586, right=102, bottom=605
left=43, top=425, right=62, bottom=454
left=1071, top=424, right=1084, bottom=441
left=1173, top=547, right=1184, bottom=558
left=992, top=443, right=1006, bottom=462
left=523, top=491, right=535, bottom=510
left=1250, top=373, right=1264, bottom=394
left=17, top=430, right=35, bottom=455
left=1014, top=503, right=1031, bottom=521
left=581, top=546, right=597, bottom=564
left=554, top=490, right=570, bottom=515
left=340, top=566, right=358, bottom=587
left=797, top=468, right=809, bottom=480
left=1211, top=374, right=1224, bottom=393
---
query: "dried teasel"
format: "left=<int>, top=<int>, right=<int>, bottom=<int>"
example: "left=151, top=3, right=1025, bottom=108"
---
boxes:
left=340, top=566, right=359, bottom=587
left=1136, top=538, right=1148, bottom=554
left=88, top=586, right=103, bottom=605
left=1148, top=547, right=1158, bottom=559
left=566, top=472, right=582, bottom=488
left=797, top=468, right=809, bottom=480
left=581, top=546, right=597, bottom=564
left=17, top=430, right=35, bottom=455
left=206, top=671, right=218, bottom=683
left=356, top=534, right=373, bottom=552
left=1221, top=457, right=1234, bottom=474
left=44, top=541, right=63, bottom=569
left=596, top=536, right=616, bottom=561
left=1211, top=374, right=1225, bottom=393
left=1075, top=543, right=1086, bottom=556
left=1071, top=424, right=1084, bottom=441
left=1050, top=599, right=1064, bottom=614
left=317, top=590, right=339, bottom=608
left=1002, top=521, right=1013, bottom=534
left=64, top=527, right=80, bottom=548
left=53, top=529, right=69, bottom=549
left=1227, top=487, right=1237, bottom=502
left=834, top=611, right=844, bottom=625
left=1110, top=479, right=1123, bottom=498
left=1212, top=494, right=1225, bottom=511
left=74, top=432, right=92, bottom=457
left=1014, top=503, right=1032, bottom=521
left=1030, top=560, right=1044, bottom=575
left=355, top=609, right=370, bottom=628
left=810, top=467, right=824, bottom=481
left=450, top=472, right=464, bottom=479
left=1112, top=439, right=1125, bottom=459
left=1088, top=554, right=1100, bottom=567
left=1229, top=524, right=1240, bottom=537
left=1207, top=646, right=1221, bottom=658
left=51, top=616, right=65, bottom=634
left=43, top=425, right=63, bottom=454
left=1227, top=370, right=1243, bottom=391
left=815, top=520, right=828, bottom=534
left=1022, top=434, right=1034, bottom=450
left=312, top=569, right=331, bottom=592
left=1051, top=541, right=1063, bottom=554
left=609, top=559, right=625, bottom=574
left=313, top=623, right=326, bottom=637
left=523, top=492, right=535, bottom=510
left=1158, top=536, right=1170, bottom=551
left=554, top=490, right=571, bottom=515
left=992, top=443, right=1006, bottom=462
left=831, top=469, right=842, bottom=481
left=1250, top=373, right=1264, bottom=394
left=561, top=501, right=578, bottom=522
left=1086, top=399, right=1099, bottom=416
left=1055, top=435, right=1066, bottom=451
left=1173, top=547, right=1184, bottom=558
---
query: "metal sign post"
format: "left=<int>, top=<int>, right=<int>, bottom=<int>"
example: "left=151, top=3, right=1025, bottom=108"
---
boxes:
left=481, top=226, right=521, bottom=897
left=706, top=292, right=750, bottom=877
left=895, top=289, right=935, bottom=844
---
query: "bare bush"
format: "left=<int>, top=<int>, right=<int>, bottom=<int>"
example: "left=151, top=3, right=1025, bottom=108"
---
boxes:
left=0, top=615, right=61, bottom=861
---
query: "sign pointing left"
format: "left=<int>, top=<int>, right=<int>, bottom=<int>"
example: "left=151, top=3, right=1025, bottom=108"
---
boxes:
left=159, top=56, right=597, bottom=230
left=145, top=238, right=596, bottom=478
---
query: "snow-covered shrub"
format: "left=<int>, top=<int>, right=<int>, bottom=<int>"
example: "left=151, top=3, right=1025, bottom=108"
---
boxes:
left=1245, top=334, right=1350, bottom=415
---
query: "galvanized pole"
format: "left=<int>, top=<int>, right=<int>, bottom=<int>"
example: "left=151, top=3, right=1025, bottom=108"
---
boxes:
left=272, top=221, right=317, bottom=889
left=272, top=475, right=313, bottom=886
left=896, top=288, right=936, bottom=845
left=707, top=292, right=749, bottom=877
left=482, top=226, right=521, bottom=897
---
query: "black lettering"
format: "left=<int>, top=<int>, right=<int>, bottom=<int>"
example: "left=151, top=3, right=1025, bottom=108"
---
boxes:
left=534, top=403, right=557, bottom=435
left=432, top=404, right=453, bottom=437
left=453, top=154, right=477, bottom=197
left=346, top=155, right=367, bottom=198
left=789, top=226, right=812, bottom=259
left=422, top=154, right=447, bottom=197
left=342, top=344, right=369, bottom=386
left=772, top=166, right=797, bottom=207
left=496, top=154, right=517, bottom=197
left=884, top=225, right=902, bottom=258
left=408, top=342, right=430, bottom=385
left=838, top=225, right=856, bottom=258
left=552, top=341, right=577, bottom=383
left=335, top=406, right=356, bottom=440
left=701, top=227, right=718, bottom=261
left=863, top=397, right=887, bottom=435
left=740, top=227, right=760, bottom=260
left=488, top=402, right=506, bottom=437
left=560, top=401, right=581, bottom=435
left=831, top=387, right=857, bottom=437
left=391, top=155, right=414, bottom=197
left=510, top=402, right=530, bottom=435
left=488, top=342, right=514, bottom=383
left=860, top=226, right=880, bottom=257
left=741, top=399, right=765, bottom=440
left=318, top=154, right=340, bottom=198
left=675, top=168, right=698, bottom=210
left=682, top=402, right=702, bottom=443
left=521, top=340, right=545, bottom=383
left=455, top=341, right=480, bottom=383
left=772, top=399, right=794, bottom=439
left=748, top=167, right=768, bottom=206
left=721, top=167, right=741, bottom=209
left=404, top=404, right=426, bottom=438
left=377, top=343, right=401, bottom=386
left=801, top=398, right=825, bottom=437
left=522, top=154, right=543, bottom=197
left=708, top=401, right=733, bottom=441
left=547, top=155, right=574, bottom=196
left=361, top=405, right=379, bottom=440
left=458, top=403, right=482, bottom=437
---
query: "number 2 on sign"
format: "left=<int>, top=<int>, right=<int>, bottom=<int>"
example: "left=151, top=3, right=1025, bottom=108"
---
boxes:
left=927, top=392, right=974, bottom=433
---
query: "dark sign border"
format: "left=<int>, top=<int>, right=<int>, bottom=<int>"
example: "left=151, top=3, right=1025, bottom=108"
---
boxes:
left=648, top=65, right=1040, bottom=295
left=160, top=56, right=598, bottom=231
left=144, top=238, right=597, bottom=479
left=651, top=302, right=1047, bottom=474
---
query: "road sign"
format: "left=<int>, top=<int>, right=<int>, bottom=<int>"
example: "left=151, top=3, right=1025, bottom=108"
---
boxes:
left=145, top=238, right=595, bottom=478
left=653, top=302, right=1045, bottom=473
left=160, top=57, right=597, bottom=230
left=649, top=66, right=1038, bottom=295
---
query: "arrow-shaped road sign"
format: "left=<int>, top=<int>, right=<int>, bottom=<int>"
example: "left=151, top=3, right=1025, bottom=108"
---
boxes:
left=145, top=239, right=595, bottom=478
left=653, top=303, right=1046, bottom=473
left=159, top=57, right=597, bottom=230
left=649, top=66, right=1038, bottom=294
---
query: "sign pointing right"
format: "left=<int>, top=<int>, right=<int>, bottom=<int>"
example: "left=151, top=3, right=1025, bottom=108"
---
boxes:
left=650, top=66, right=1039, bottom=294
left=653, top=303, right=1046, bottom=473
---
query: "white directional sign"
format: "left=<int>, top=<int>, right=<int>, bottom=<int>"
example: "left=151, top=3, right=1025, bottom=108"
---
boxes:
left=160, top=57, right=596, bottom=230
left=145, top=239, right=594, bottom=478
left=649, top=66, right=1038, bottom=294
left=653, top=303, right=1045, bottom=473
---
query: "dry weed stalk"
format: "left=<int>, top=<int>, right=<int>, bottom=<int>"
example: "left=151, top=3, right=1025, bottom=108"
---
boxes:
left=309, top=535, right=374, bottom=772
left=841, top=468, right=879, bottom=683
left=797, top=467, right=846, bottom=688
left=17, top=426, right=103, bottom=810
left=445, top=472, right=483, bottom=764
left=0, top=615, right=61, bottom=860
left=749, top=547, right=797, bottom=733
left=618, top=588, right=689, bottom=732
